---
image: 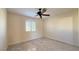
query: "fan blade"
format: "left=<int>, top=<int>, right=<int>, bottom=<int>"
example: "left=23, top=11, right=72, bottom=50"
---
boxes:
left=42, top=14, right=50, bottom=16
left=42, top=8, right=47, bottom=13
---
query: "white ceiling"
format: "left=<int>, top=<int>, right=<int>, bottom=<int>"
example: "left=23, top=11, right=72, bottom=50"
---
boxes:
left=7, top=8, right=75, bottom=18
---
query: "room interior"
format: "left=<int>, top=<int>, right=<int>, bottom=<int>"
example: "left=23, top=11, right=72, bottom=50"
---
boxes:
left=0, top=8, right=79, bottom=51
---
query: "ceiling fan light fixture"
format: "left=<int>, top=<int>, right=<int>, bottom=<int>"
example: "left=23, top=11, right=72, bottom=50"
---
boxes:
left=36, top=8, right=50, bottom=19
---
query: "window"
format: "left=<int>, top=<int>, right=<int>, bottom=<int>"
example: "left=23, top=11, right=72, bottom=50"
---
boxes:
left=25, top=21, right=36, bottom=31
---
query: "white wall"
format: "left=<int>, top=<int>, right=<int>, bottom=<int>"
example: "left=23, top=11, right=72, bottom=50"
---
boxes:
left=7, top=12, right=43, bottom=45
left=0, top=9, right=7, bottom=50
left=44, top=9, right=79, bottom=46
left=77, top=9, right=79, bottom=46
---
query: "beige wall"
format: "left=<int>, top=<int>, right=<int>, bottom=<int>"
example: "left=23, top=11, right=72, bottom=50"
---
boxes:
left=44, top=9, right=79, bottom=46
left=7, top=12, right=43, bottom=45
left=0, top=8, right=7, bottom=50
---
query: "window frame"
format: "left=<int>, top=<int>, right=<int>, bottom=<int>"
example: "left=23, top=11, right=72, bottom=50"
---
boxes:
left=25, top=20, right=36, bottom=32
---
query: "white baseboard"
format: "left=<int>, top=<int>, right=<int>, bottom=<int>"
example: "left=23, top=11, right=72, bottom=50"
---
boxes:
left=45, top=36, right=79, bottom=47
left=8, top=36, right=43, bottom=46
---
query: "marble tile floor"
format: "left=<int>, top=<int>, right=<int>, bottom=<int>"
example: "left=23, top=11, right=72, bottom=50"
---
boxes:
left=7, top=38, right=79, bottom=51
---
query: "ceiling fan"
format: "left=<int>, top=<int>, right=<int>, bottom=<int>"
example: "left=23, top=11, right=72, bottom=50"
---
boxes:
left=36, top=8, right=50, bottom=19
